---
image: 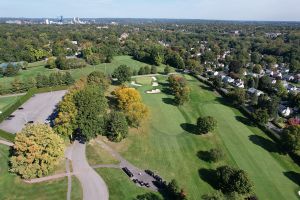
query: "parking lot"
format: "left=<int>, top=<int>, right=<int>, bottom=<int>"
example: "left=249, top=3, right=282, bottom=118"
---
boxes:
left=0, top=90, right=66, bottom=134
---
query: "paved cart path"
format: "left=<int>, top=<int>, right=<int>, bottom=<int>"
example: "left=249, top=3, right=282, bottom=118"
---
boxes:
left=71, top=141, right=109, bottom=200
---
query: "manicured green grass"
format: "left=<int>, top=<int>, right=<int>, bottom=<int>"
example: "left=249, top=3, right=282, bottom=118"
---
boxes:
left=0, top=95, right=23, bottom=113
left=0, top=144, right=72, bottom=200
left=109, top=75, right=300, bottom=200
left=86, top=140, right=120, bottom=166
left=135, top=76, right=153, bottom=85
left=96, top=168, right=159, bottom=200
left=0, top=56, right=166, bottom=89
left=71, top=176, right=83, bottom=200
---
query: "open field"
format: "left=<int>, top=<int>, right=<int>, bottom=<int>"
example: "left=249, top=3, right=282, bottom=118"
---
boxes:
left=107, top=75, right=300, bottom=200
left=0, top=56, right=167, bottom=89
left=0, top=95, right=23, bottom=113
left=0, top=144, right=83, bottom=200
left=96, top=168, right=158, bottom=200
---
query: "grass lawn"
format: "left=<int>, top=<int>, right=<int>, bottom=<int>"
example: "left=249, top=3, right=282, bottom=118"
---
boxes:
left=86, top=140, right=120, bottom=166
left=0, top=56, right=166, bottom=89
left=71, top=176, right=83, bottom=200
left=135, top=76, right=153, bottom=85
left=96, top=168, right=160, bottom=200
left=0, top=144, right=78, bottom=200
left=0, top=95, right=23, bottom=113
left=106, top=75, right=300, bottom=200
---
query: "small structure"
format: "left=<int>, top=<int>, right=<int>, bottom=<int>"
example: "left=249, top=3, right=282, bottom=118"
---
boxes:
left=279, top=106, right=291, bottom=117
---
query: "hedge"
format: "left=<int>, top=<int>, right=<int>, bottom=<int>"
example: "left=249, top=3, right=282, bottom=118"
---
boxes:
left=0, top=85, right=69, bottom=142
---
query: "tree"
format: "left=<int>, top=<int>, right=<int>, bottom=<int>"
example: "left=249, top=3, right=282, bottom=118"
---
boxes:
left=106, top=111, right=128, bottom=142
left=5, top=64, right=19, bottom=77
left=196, top=116, right=217, bottom=134
left=10, top=124, right=65, bottom=179
left=46, top=57, right=56, bottom=69
left=55, top=56, right=67, bottom=70
left=126, top=102, right=149, bottom=127
left=281, top=125, right=300, bottom=155
left=258, top=76, right=273, bottom=93
left=202, top=191, right=226, bottom=200
left=86, top=54, right=101, bottom=65
left=114, top=87, right=142, bottom=110
left=164, top=65, right=171, bottom=74
left=144, top=66, right=151, bottom=74
left=229, top=61, right=243, bottom=73
left=114, top=87, right=149, bottom=127
left=151, top=65, right=158, bottom=74
left=253, top=108, right=269, bottom=124
left=135, top=193, right=162, bottom=200
left=229, top=88, right=246, bottom=105
left=63, top=72, right=75, bottom=85
left=138, top=67, right=145, bottom=75
left=174, top=86, right=190, bottom=105
left=54, top=90, right=78, bottom=139
left=275, top=81, right=288, bottom=98
left=112, top=65, right=132, bottom=84
left=216, top=166, right=253, bottom=195
left=87, top=71, right=110, bottom=90
left=252, top=64, right=262, bottom=74
left=207, top=148, right=225, bottom=163
left=74, top=86, right=108, bottom=140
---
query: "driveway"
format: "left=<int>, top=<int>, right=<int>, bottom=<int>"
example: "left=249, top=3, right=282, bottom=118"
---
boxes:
left=71, top=141, right=109, bottom=200
left=0, top=90, right=66, bottom=133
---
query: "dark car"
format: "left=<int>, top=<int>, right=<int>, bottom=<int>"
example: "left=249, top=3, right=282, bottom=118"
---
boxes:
left=27, top=121, right=34, bottom=124
left=144, top=183, right=150, bottom=187
left=132, top=179, right=138, bottom=183
left=18, top=107, right=24, bottom=110
left=145, top=169, right=154, bottom=176
left=122, top=167, right=133, bottom=177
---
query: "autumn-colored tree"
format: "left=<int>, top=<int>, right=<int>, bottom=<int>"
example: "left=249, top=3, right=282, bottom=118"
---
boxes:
left=54, top=78, right=86, bottom=139
left=114, top=87, right=149, bottom=127
left=10, top=124, right=65, bottom=179
left=87, top=71, right=111, bottom=90
left=54, top=90, right=78, bottom=139
left=114, top=87, right=142, bottom=110
left=127, top=102, right=149, bottom=127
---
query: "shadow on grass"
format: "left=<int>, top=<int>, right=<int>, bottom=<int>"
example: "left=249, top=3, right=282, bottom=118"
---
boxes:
left=200, top=84, right=214, bottom=92
left=248, top=135, right=280, bottom=153
left=236, top=116, right=256, bottom=127
left=162, top=98, right=176, bottom=106
left=283, top=171, right=300, bottom=186
left=161, top=88, right=173, bottom=95
left=198, top=168, right=218, bottom=190
left=197, top=151, right=211, bottom=162
left=180, top=123, right=198, bottom=134
left=290, top=153, right=300, bottom=168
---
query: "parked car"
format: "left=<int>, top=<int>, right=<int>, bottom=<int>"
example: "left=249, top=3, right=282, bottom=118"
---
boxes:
left=122, top=167, right=133, bottom=177
left=27, top=121, right=34, bottom=124
left=18, top=107, right=24, bottom=110
left=145, top=169, right=154, bottom=176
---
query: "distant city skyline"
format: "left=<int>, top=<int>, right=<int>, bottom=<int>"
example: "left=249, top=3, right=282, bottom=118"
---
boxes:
left=1, top=0, right=300, bottom=21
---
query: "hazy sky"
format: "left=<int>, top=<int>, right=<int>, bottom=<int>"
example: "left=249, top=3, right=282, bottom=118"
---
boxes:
left=1, top=0, right=300, bottom=21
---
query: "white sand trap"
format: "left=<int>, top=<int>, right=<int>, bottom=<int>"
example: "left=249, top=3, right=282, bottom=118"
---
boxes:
left=152, top=82, right=159, bottom=87
left=298, top=191, right=300, bottom=197
left=146, top=89, right=161, bottom=94
left=152, top=77, right=157, bottom=81
left=131, top=81, right=142, bottom=87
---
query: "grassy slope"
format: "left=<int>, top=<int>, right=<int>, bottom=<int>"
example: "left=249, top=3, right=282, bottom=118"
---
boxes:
left=86, top=140, right=120, bottom=166
left=0, top=56, right=165, bottom=88
left=96, top=168, right=157, bottom=200
left=0, top=144, right=70, bottom=200
left=0, top=95, right=23, bottom=112
left=111, top=75, right=300, bottom=200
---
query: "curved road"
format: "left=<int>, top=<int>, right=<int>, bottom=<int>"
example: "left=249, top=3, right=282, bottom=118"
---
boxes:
left=71, top=141, right=109, bottom=200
